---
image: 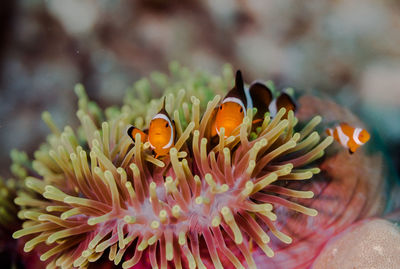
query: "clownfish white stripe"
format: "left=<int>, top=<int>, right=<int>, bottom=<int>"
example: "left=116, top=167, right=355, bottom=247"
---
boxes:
left=336, top=126, right=349, bottom=147
left=243, top=87, right=253, bottom=111
left=268, top=99, right=277, bottom=118
left=353, top=128, right=363, bottom=145
left=222, top=97, right=247, bottom=116
left=151, top=113, right=174, bottom=149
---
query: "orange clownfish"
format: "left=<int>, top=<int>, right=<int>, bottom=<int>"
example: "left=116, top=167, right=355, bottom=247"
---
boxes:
left=127, top=99, right=175, bottom=158
left=211, top=70, right=297, bottom=138
left=211, top=70, right=249, bottom=137
left=326, top=123, right=370, bottom=154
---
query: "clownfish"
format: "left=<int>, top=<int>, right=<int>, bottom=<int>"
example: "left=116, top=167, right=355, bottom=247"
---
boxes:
left=211, top=70, right=249, bottom=137
left=326, top=123, right=370, bottom=154
left=211, top=70, right=297, bottom=138
left=127, top=99, right=175, bottom=158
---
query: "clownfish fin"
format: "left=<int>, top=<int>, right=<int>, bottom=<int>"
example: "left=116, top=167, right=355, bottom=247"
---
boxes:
left=235, top=70, right=244, bottom=92
left=156, top=107, right=170, bottom=121
left=156, top=96, right=169, bottom=116
left=252, top=118, right=263, bottom=124
left=276, top=92, right=297, bottom=117
left=225, top=70, right=247, bottom=103
left=161, top=96, right=166, bottom=110
left=249, top=81, right=273, bottom=119
left=339, top=122, right=353, bottom=132
left=348, top=148, right=354, bottom=154
left=326, top=128, right=333, bottom=136
left=127, top=126, right=147, bottom=143
left=152, top=149, right=162, bottom=159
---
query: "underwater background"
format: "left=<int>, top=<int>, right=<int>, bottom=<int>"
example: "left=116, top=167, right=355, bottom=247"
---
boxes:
left=0, top=1, right=400, bottom=268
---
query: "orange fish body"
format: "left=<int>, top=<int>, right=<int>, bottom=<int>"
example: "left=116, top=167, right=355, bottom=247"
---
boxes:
left=326, top=123, right=370, bottom=153
left=212, top=97, right=246, bottom=137
left=148, top=111, right=175, bottom=157
left=212, top=70, right=248, bottom=137
left=212, top=70, right=297, bottom=138
left=127, top=99, right=175, bottom=158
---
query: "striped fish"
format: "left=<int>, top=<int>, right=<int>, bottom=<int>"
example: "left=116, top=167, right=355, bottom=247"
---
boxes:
left=326, top=123, right=370, bottom=154
left=211, top=70, right=297, bottom=138
left=127, top=98, right=175, bottom=158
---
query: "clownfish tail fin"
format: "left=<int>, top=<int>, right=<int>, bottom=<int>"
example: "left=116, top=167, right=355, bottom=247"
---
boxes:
left=127, top=125, right=147, bottom=143
left=326, top=128, right=333, bottom=136
left=127, top=126, right=136, bottom=141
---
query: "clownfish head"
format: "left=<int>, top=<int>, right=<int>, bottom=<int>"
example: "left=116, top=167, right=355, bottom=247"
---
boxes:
left=358, top=129, right=370, bottom=144
left=214, top=98, right=246, bottom=137
left=213, top=70, right=247, bottom=137
left=148, top=100, right=175, bottom=157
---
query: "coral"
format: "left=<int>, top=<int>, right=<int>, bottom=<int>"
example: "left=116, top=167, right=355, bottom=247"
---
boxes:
left=313, top=219, right=400, bottom=269
left=12, top=64, right=332, bottom=268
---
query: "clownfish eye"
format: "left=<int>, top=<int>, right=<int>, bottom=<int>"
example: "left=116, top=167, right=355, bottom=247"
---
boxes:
left=240, top=107, right=243, bottom=113
left=219, top=105, right=223, bottom=110
left=165, top=123, right=169, bottom=128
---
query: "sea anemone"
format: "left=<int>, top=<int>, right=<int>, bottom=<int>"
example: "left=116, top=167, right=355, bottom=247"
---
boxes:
left=12, top=64, right=332, bottom=268
left=1, top=149, right=27, bottom=230
left=0, top=176, right=18, bottom=231
left=0, top=150, right=28, bottom=268
left=1, top=149, right=30, bottom=235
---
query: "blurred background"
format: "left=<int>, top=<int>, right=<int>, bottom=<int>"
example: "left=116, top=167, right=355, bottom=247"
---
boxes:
left=1, top=0, right=400, bottom=180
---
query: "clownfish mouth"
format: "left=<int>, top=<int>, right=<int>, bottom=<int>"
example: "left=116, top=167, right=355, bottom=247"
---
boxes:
left=217, top=118, right=242, bottom=132
left=219, top=116, right=242, bottom=127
